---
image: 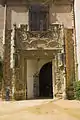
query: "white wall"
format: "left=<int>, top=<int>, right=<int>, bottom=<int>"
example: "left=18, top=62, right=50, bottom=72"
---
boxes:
left=27, top=60, right=37, bottom=99
left=50, top=4, right=73, bottom=28
left=7, top=6, right=29, bottom=29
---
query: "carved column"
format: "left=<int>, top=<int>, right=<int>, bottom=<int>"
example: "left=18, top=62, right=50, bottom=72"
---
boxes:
left=2, top=2, right=7, bottom=99
left=65, top=29, right=75, bottom=99
left=62, top=69, right=67, bottom=99
left=62, top=43, right=67, bottom=99
left=52, top=56, right=56, bottom=99
left=24, top=58, right=27, bottom=99
left=2, top=2, right=12, bottom=99
left=10, top=24, right=16, bottom=100
left=21, top=57, right=25, bottom=99
left=72, top=1, right=78, bottom=81
left=19, top=56, right=26, bottom=100
left=2, top=29, right=11, bottom=99
left=60, top=24, right=67, bottom=99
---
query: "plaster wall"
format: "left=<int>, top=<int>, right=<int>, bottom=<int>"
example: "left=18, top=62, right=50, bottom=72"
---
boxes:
left=6, top=2, right=73, bottom=29
left=7, top=6, right=28, bottom=29
left=49, top=4, right=73, bottom=28
left=27, top=60, right=37, bottom=99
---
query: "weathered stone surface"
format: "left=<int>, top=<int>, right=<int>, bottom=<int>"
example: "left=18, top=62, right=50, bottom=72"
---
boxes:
left=2, top=0, right=75, bottom=100
left=15, top=24, right=63, bottom=50
left=65, top=29, right=75, bottom=99
left=2, top=30, right=12, bottom=99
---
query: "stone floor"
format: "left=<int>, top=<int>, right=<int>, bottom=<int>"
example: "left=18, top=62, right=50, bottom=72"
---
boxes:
left=0, top=99, right=80, bottom=120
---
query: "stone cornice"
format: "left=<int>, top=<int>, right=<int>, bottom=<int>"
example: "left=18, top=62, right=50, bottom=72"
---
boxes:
left=0, top=0, right=74, bottom=6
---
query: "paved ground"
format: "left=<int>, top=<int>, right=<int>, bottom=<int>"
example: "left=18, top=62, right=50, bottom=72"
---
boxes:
left=0, top=99, right=80, bottom=120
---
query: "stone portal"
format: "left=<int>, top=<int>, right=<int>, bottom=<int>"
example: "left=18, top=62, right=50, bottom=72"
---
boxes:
left=26, top=59, right=53, bottom=99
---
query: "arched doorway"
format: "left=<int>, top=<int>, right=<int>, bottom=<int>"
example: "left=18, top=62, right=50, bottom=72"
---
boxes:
left=39, top=62, right=53, bottom=98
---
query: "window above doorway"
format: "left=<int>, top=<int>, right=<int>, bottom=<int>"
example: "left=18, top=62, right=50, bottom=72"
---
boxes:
left=29, top=4, right=49, bottom=31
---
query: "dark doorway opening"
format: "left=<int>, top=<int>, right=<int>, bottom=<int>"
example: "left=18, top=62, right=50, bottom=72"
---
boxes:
left=39, top=62, right=53, bottom=98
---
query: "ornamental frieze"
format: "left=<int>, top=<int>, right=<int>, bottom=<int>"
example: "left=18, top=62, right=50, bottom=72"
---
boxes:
left=14, top=24, right=64, bottom=50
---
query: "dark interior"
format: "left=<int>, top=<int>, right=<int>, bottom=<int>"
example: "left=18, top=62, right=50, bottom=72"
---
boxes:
left=39, top=62, right=53, bottom=98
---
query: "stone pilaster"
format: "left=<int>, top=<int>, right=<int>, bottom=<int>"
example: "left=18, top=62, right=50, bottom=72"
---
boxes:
left=65, top=29, right=75, bottom=99
left=2, top=30, right=11, bottom=100
left=62, top=69, right=67, bottom=99
left=24, top=58, right=27, bottom=99
left=14, top=55, right=27, bottom=100
left=10, top=24, right=16, bottom=100
left=2, top=4, right=11, bottom=99
left=2, top=2, right=7, bottom=100
left=52, top=56, right=56, bottom=99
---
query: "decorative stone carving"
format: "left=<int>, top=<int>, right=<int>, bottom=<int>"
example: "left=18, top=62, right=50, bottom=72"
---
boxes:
left=3, top=30, right=11, bottom=85
left=15, top=23, right=64, bottom=50
left=47, top=40, right=58, bottom=48
left=10, top=23, right=65, bottom=99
